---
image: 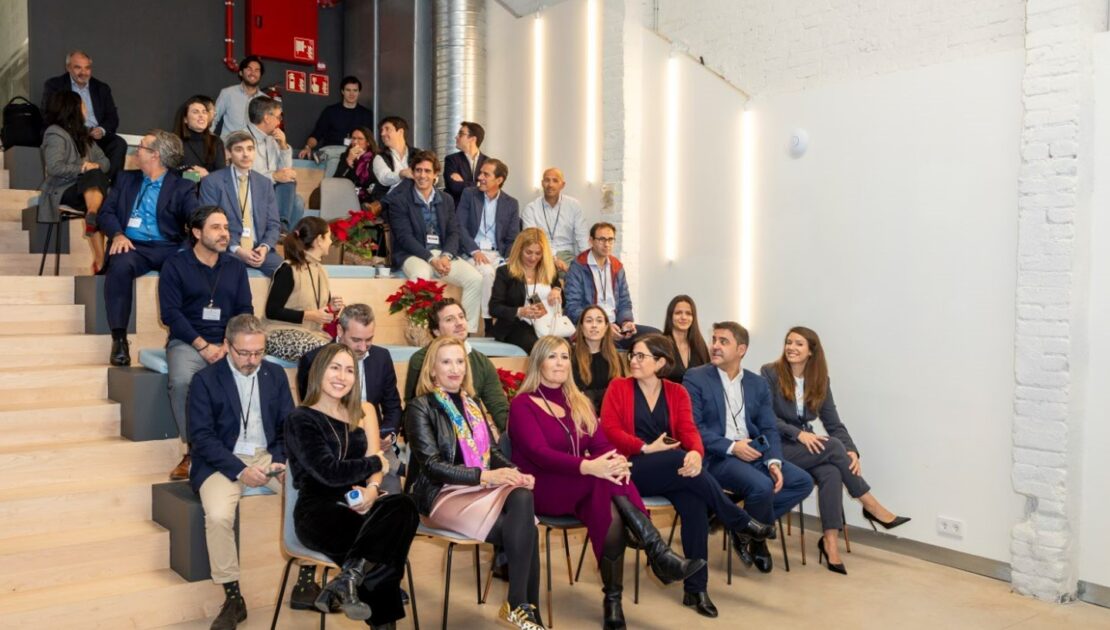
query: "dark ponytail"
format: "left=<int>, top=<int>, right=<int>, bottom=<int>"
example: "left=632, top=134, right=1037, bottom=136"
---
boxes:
left=283, top=216, right=330, bottom=267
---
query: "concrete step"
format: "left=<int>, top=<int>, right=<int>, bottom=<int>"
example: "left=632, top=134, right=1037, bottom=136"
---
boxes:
left=0, top=333, right=111, bottom=368
left=0, top=275, right=73, bottom=304
left=0, top=303, right=85, bottom=334
left=0, top=436, right=180, bottom=491
left=0, top=472, right=160, bottom=539
left=0, top=398, right=120, bottom=446
left=0, top=364, right=107, bottom=404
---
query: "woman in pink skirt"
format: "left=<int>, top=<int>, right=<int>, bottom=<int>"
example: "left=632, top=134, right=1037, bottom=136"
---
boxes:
left=403, top=336, right=543, bottom=629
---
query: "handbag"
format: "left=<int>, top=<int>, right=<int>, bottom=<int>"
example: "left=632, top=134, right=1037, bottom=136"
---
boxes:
left=531, top=302, right=575, bottom=338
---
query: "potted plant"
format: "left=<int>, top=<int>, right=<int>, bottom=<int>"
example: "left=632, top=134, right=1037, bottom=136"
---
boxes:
left=385, top=278, right=447, bottom=346
left=329, top=208, right=383, bottom=265
left=496, top=367, right=526, bottom=401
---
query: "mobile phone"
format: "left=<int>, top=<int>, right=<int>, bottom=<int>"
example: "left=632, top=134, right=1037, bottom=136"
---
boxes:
left=527, top=295, right=541, bottom=306
left=662, top=436, right=679, bottom=445
left=265, top=468, right=283, bottom=478
left=752, top=435, right=770, bottom=453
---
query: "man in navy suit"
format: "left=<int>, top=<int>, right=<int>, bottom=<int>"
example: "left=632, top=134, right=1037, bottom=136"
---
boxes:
left=455, top=158, right=520, bottom=323
left=189, top=314, right=294, bottom=628
left=384, top=150, right=484, bottom=332
left=683, top=321, right=814, bottom=574
left=199, top=131, right=283, bottom=276
left=99, top=130, right=198, bottom=366
left=41, top=50, right=126, bottom=182
left=443, top=121, right=488, bottom=205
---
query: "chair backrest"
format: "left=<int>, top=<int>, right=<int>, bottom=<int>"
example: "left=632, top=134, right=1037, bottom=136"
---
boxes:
left=281, top=467, right=299, bottom=556
left=320, top=177, right=360, bottom=222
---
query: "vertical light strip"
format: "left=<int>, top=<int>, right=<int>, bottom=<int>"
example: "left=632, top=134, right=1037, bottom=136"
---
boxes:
left=663, top=56, right=680, bottom=262
left=739, top=109, right=755, bottom=326
left=532, top=15, right=545, bottom=188
left=585, top=0, right=600, bottom=183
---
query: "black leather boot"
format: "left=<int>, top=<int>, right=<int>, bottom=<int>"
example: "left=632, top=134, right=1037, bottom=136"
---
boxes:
left=612, top=497, right=706, bottom=585
left=599, top=554, right=626, bottom=630
left=315, top=558, right=373, bottom=620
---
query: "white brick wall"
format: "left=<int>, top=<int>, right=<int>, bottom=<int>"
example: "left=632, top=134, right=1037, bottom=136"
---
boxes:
left=656, top=0, right=1027, bottom=94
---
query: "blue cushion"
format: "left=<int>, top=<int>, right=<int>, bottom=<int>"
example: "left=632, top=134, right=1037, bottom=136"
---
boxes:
left=642, top=496, right=673, bottom=509
left=468, top=338, right=528, bottom=358
left=242, top=486, right=276, bottom=496
left=139, top=347, right=295, bottom=373
left=380, top=344, right=417, bottom=362
left=325, top=265, right=385, bottom=279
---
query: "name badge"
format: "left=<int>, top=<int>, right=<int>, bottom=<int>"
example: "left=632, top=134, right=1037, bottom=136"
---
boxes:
left=477, top=238, right=493, bottom=252
left=233, top=441, right=256, bottom=456
left=426, top=233, right=441, bottom=247
left=241, top=227, right=252, bottom=237
left=127, top=216, right=142, bottom=228
left=202, top=306, right=222, bottom=321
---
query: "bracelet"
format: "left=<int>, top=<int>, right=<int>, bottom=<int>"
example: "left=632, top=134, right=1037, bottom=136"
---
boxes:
left=197, top=343, right=210, bottom=352
left=368, top=481, right=380, bottom=490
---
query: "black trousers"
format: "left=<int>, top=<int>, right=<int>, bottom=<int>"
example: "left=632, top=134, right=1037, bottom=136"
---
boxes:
left=103, top=241, right=180, bottom=330
left=630, top=449, right=751, bottom=593
left=295, top=492, right=420, bottom=626
left=95, top=133, right=127, bottom=183
left=482, top=487, right=541, bottom=608
left=782, top=437, right=870, bottom=530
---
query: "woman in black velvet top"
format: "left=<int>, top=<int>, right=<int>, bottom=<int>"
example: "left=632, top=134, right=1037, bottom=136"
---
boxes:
left=571, top=305, right=626, bottom=412
left=332, top=126, right=381, bottom=205
left=661, top=295, right=709, bottom=384
left=173, top=95, right=225, bottom=178
left=285, top=343, right=419, bottom=627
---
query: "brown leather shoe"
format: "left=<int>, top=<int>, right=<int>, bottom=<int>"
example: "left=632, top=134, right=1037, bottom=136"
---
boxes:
left=170, top=454, right=190, bottom=480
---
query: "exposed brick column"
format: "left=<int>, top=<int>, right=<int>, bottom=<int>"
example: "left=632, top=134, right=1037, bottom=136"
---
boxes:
left=1011, top=0, right=1100, bottom=602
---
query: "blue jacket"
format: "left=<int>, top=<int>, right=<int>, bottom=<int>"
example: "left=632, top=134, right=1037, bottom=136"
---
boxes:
left=296, top=344, right=403, bottom=436
left=455, top=187, right=520, bottom=258
left=682, top=363, right=784, bottom=463
left=198, top=167, right=282, bottom=252
left=98, top=169, right=197, bottom=243
left=383, top=179, right=461, bottom=268
left=187, top=358, right=294, bottom=492
left=563, top=250, right=635, bottom=326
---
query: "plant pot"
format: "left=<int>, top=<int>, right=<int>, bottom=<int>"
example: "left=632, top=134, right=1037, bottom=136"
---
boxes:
left=405, top=319, right=432, bottom=347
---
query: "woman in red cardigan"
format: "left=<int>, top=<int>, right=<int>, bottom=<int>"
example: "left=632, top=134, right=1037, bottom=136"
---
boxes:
left=600, top=334, right=775, bottom=618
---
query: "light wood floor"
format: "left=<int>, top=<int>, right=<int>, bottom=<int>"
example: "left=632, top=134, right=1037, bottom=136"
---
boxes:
left=158, top=532, right=1110, bottom=630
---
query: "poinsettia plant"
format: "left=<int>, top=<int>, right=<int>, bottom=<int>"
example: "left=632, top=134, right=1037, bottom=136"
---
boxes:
left=497, top=367, right=526, bottom=401
left=385, top=278, right=447, bottom=327
left=329, top=208, right=381, bottom=259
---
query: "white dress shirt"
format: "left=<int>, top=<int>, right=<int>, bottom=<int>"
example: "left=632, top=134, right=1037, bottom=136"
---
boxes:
left=372, top=147, right=410, bottom=189
left=717, top=367, right=780, bottom=467
left=229, top=358, right=267, bottom=456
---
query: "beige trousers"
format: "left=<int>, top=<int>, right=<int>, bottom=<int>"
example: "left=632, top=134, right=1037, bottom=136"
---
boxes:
left=198, top=448, right=281, bottom=584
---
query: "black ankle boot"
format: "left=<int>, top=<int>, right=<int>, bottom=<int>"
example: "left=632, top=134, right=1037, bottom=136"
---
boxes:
left=612, top=497, right=706, bottom=585
left=315, top=558, right=373, bottom=620
left=599, top=554, right=626, bottom=630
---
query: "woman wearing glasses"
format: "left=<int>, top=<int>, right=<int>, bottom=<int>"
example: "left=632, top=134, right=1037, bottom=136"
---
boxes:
left=284, top=343, right=419, bottom=627
left=509, top=335, right=702, bottom=629
left=263, top=217, right=344, bottom=361
left=599, top=334, right=774, bottom=617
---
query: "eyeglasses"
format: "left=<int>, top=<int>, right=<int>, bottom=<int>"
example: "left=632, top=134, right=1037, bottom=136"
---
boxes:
left=266, top=111, right=284, bottom=120
left=135, top=145, right=154, bottom=152
left=229, top=344, right=265, bottom=359
left=593, top=237, right=616, bottom=244
left=455, top=131, right=470, bottom=138
left=629, top=352, right=658, bottom=363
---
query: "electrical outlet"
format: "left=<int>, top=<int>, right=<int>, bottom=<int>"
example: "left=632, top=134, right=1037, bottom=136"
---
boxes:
left=937, top=516, right=964, bottom=538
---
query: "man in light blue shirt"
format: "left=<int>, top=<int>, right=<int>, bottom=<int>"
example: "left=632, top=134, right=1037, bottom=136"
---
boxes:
left=213, top=56, right=264, bottom=139
left=456, top=158, right=521, bottom=320
left=41, top=50, right=127, bottom=181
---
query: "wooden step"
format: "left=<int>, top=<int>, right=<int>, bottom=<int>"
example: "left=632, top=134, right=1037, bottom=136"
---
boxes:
left=0, top=472, right=160, bottom=539
left=0, top=399, right=120, bottom=446
left=0, top=521, right=169, bottom=593
left=0, top=188, right=37, bottom=212
left=0, top=436, right=180, bottom=491
left=0, top=219, right=24, bottom=230
left=0, top=275, right=72, bottom=304
left=0, top=228, right=27, bottom=252
left=0, top=304, right=85, bottom=334
left=0, top=252, right=83, bottom=275
left=0, top=365, right=107, bottom=404
left=0, top=334, right=111, bottom=368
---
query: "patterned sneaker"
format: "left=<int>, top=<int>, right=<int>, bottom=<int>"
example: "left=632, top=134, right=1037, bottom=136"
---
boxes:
left=498, top=601, right=545, bottom=629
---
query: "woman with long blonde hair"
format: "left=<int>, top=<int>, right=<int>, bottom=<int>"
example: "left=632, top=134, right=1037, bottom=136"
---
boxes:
left=489, top=227, right=564, bottom=352
left=508, top=336, right=703, bottom=629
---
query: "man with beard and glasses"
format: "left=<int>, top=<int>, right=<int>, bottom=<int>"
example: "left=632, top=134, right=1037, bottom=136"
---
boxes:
left=213, top=56, right=265, bottom=138
left=159, top=206, right=254, bottom=480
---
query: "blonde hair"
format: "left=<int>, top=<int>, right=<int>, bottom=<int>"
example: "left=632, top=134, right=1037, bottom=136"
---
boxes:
left=518, top=335, right=598, bottom=436
left=301, top=343, right=365, bottom=429
left=507, top=227, right=557, bottom=286
left=415, top=336, right=476, bottom=397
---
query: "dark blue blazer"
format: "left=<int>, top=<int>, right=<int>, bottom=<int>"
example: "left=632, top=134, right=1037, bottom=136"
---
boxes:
left=42, top=74, right=120, bottom=135
left=443, top=151, right=487, bottom=204
left=682, top=364, right=784, bottom=462
left=296, top=344, right=403, bottom=436
left=187, top=358, right=294, bottom=492
left=198, top=167, right=282, bottom=252
left=98, top=170, right=198, bottom=243
left=383, top=179, right=460, bottom=268
left=455, top=187, right=520, bottom=258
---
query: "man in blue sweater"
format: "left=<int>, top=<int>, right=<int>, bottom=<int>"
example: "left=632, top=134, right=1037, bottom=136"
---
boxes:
left=159, top=205, right=254, bottom=480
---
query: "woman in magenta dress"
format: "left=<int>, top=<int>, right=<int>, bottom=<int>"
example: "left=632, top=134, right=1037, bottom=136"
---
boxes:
left=508, top=335, right=704, bottom=630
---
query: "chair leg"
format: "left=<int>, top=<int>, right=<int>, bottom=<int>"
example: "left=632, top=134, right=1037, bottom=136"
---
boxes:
left=787, top=511, right=792, bottom=536
left=269, top=557, right=295, bottom=630
left=38, top=223, right=54, bottom=276
left=406, top=559, right=420, bottom=630
left=778, top=518, right=790, bottom=572
left=441, top=543, right=457, bottom=630
left=574, top=533, right=588, bottom=583
left=666, top=512, right=679, bottom=548
left=53, top=218, right=63, bottom=276
left=482, top=547, right=496, bottom=604
left=799, top=502, right=807, bottom=566
left=473, top=545, right=483, bottom=605
left=319, top=566, right=329, bottom=630
left=544, top=528, right=555, bottom=628
left=725, top=530, right=733, bottom=586
left=633, top=548, right=640, bottom=604
left=561, top=529, right=574, bottom=585
left=843, top=519, right=852, bottom=553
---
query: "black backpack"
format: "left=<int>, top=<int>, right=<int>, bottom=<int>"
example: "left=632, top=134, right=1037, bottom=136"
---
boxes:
left=1, top=97, right=44, bottom=149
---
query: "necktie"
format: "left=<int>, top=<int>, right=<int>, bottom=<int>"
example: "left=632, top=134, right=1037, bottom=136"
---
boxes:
left=238, top=173, right=254, bottom=251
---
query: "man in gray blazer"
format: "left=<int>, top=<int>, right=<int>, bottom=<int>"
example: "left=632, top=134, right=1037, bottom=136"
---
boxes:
left=199, top=131, right=283, bottom=276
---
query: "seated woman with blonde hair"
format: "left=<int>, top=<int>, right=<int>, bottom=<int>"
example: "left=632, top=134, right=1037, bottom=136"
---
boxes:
left=489, top=227, right=564, bottom=353
left=404, top=336, right=544, bottom=628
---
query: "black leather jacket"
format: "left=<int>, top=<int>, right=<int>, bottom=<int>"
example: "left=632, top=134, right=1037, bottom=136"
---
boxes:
left=403, top=393, right=515, bottom=515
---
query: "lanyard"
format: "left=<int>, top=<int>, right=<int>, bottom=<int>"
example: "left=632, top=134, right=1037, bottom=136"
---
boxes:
left=131, top=181, right=151, bottom=216
left=201, top=258, right=224, bottom=307
left=542, top=200, right=561, bottom=239
left=723, top=382, right=745, bottom=436
left=536, top=389, right=580, bottom=458
left=481, top=195, right=496, bottom=236
left=592, top=260, right=610, bottom=303
left=306, top=266, right=322, bottom=309
left=239, top=375, right=256, bottom=435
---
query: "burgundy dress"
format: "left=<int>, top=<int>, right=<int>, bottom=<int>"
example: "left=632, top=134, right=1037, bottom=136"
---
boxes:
left=508, top=384, right=646, bottom=561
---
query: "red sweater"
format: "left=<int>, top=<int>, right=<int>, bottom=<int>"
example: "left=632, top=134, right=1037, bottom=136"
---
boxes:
left=600, top=377, right=705, bottom=457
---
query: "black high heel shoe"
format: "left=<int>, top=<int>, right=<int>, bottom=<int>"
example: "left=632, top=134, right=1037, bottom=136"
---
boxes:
left=862, top=508, right=911, bottom=531
left=817, top=538, right=847, bottom=575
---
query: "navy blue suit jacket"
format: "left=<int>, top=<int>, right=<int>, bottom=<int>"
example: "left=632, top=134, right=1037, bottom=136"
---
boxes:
left=42, top=74, right=120, bottom=135
left=383, top=179, right=460, bottom=268
left=455, top=187, right=521, bottom=258
left=296, top=344, right=403, bottom=436
left=98, top=170, right=198, bottom=243
left=188, top=358, right=294, bottom=492
left=198, top=167, right=282, bottom=252
left=682, top=364, right=784, bottom=462
left=443, top=151, right=487, bottom=203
